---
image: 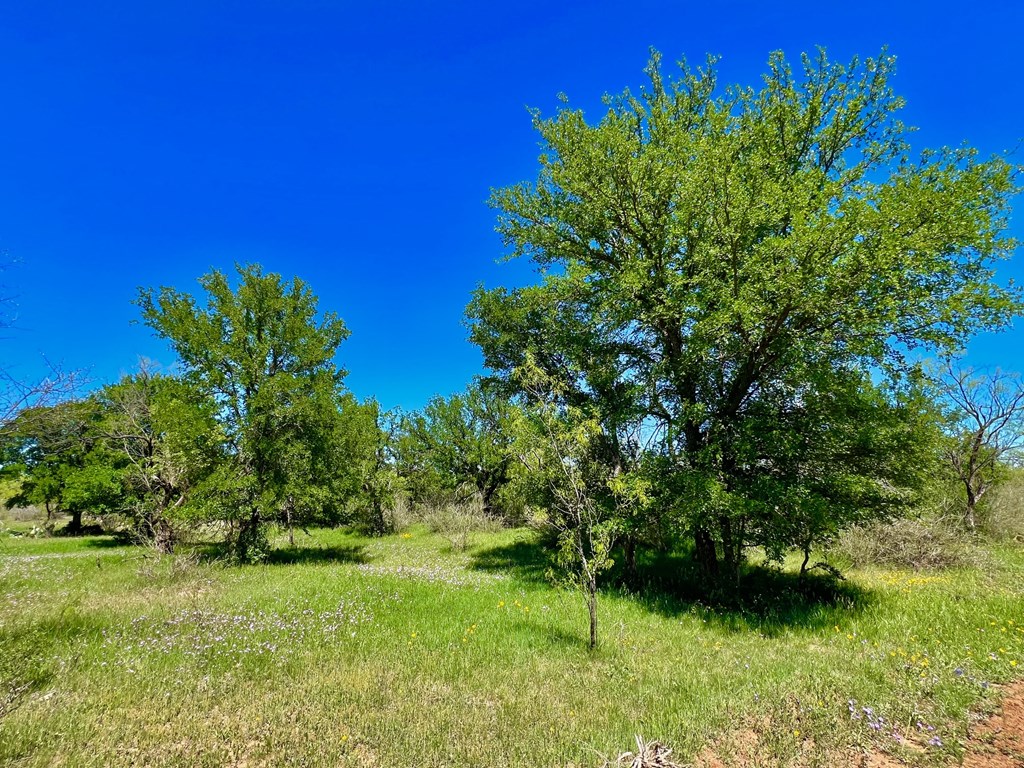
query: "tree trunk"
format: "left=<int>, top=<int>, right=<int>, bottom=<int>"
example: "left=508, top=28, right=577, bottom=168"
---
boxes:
left=286, top=499, right=295, bottom=547
left=479, top=480, right=495, bottom=518
left=623, top=536, right=638, bottom=584
left=799, top=546, right=811, bottom=582
left=964, top=481, right=978, bottom=530
left=68, top=508, right=83, bottom=534
left=719, top=516, right=742, bottom=590
left=587, top=576, right=598, bottom=651
left=694, top=527, right=718, bottom=577
left=235, top=511, right=264, bottom=563
left=154, top=518, right=175, bottom=555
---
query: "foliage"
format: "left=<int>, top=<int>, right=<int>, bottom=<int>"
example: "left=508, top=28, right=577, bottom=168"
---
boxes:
left=396, top=381, right=519, bottom=518
left=333, top=396, right=403, bottom=536
left=1, top=400, right=125, bottom=532
left=469, top=48, right=1022, bottom=583
left=136, top=264, right=351, bottom=562
left=512, top=357, right=620, bottom=649
left=97, top=366, right=222, bottom=552
left=977, top=466, right=1024, bottom=544
left=735, top=369, right=943, bottom=575
left=0, top=477, right=21, bottom=509
left=832, top=517, right=984, bottom=571
left=419, top=496, right=503, bottom=552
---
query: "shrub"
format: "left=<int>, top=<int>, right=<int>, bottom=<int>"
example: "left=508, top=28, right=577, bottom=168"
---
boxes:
left=421, top=496, right=502, bottom=552
left=978, top=469, right=1024, bottom=544
left=832, top=517, right=983, bottom=571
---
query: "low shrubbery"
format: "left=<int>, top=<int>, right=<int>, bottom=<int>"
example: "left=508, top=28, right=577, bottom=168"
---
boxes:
left=417, top=497, right=503, bottom=552
left=832, top=516, right=985, bottom=571
left=978, top=470, right=1024, bottom=544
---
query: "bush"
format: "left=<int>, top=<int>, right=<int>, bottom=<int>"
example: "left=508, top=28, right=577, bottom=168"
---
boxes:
left=978, top=470, right=1024, bottom=544
left=420, top=497, right=503, bottom=552
left=384, top=494, right=416, bottom=533
left=832, top=517, right=984, bottom=571
left=0, top=505, right=45, bottom=524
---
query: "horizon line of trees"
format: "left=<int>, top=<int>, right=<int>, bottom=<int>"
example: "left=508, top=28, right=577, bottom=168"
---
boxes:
left=2, top=262, right=1020, bottom=558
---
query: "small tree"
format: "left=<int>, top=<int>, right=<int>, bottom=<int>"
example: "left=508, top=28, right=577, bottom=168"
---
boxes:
left=98, top=366, right=222, bottom=553
left=2, top=400, right=124, bottom=533
left=936, top=360, right=1024, bottom=529
left=514, top=359, right=619, bottom=650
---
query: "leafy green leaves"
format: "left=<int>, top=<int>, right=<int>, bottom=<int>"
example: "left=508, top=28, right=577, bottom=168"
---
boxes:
left=136, top=264, right=352, bottom=561
left=470, top=48, right=1022, bottom=579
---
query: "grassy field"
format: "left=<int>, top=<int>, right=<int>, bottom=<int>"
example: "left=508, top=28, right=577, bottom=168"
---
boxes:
left=1, top=521, right=1021, bottom=767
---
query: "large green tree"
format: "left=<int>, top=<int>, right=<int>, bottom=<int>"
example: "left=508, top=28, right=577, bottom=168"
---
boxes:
left=334, top=396, right=403, bottom=535
left=137, top=264, right=350, bottom=561
left=468, top=49, right=1021, bottom=582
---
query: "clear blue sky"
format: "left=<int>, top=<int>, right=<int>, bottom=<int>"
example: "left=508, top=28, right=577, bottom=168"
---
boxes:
left=2, top=1, right=1022, bottom=411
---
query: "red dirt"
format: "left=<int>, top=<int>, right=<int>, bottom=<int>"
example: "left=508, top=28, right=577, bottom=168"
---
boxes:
left=962, top=681, right=1024, bottom=768
left=691, top=681, right=1024, bottom=767
left=850, top=681, right=1024, bottom=767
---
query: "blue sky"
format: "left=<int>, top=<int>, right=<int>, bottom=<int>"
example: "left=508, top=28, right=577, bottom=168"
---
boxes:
left=2, top=1, right=1022, bottom=411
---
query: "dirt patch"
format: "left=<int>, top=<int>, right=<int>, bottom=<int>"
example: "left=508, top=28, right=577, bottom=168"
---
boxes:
left=691, top=682, right=1024, bottom=767
left=853, top=682, right=1024, bottom=767
left=963, top=680, right=1024, bottom=768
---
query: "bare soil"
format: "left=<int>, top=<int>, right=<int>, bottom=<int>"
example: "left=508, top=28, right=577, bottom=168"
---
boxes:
left=692, top=681, right=1024, bottom=767
left=962, top=681, right=1024, bottom=768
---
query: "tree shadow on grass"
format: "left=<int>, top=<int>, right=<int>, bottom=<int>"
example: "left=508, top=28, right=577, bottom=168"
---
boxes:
left=189, top=540, right=231, bottom=562
left=52, top=522, right=106, bottom=537
left=266, top=543, right=370, bottom=566
left=468, top=536, right=552, bottom=585
left=472, top=532, right=872, bottom=635
left=611, top=547, right=873, bottom=635
left=81, top=534, right=134, bottom=549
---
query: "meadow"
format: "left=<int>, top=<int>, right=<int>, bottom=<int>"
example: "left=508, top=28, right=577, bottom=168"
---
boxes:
left=1, top=519, right=1021, bottom=767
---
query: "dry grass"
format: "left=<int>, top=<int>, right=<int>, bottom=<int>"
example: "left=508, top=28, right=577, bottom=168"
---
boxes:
left=417, top=497, right=504, bottom=552
left=833, top=517, right=986, bottom=571
left=980, top=472, right=1024, bottom=545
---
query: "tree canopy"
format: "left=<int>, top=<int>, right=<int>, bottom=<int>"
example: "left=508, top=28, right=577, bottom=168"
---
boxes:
left=137, top=263, right=352, bottom=561
left=469, top=49, right=1022, bottom=581
left=97, top=367, right=222, bottom=552
left=2, top=400, right=124, bottom=533
left=396, top=381, right=519, bottom=517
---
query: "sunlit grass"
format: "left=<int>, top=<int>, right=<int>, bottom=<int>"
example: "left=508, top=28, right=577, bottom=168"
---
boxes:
left=1, top=525, right=1021, bottom=766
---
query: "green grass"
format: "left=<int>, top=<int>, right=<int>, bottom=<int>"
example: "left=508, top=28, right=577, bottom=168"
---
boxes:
left=1, top=524, right=1021, bottom=767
